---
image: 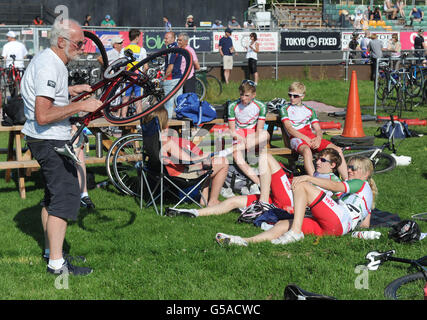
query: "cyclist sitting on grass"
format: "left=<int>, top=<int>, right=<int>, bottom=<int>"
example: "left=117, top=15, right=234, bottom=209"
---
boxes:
left=280, top=81, right=348, bottom=180
left=227, top=79, right=268, bottom=188
left=166, top=148, right=342, bottom=219
left=215, top=155, right=377, bottom=246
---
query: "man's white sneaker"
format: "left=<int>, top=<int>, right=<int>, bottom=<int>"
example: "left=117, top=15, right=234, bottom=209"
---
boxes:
left=271, top=230, right=304, bottom=245
left=215, top=233, right=248, bottom=247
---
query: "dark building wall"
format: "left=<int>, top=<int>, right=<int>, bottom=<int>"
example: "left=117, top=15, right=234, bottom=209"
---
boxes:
left=43, top=0, right=250, bottom=28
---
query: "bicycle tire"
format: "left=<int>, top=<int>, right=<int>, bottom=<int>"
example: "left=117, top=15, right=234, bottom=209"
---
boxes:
left=195, top=77, right=206, bottom=100
left=376, top=69, right=389, bottom=101
left=371, top=152, right=396, bottom=174
left=83, top=30, right=108, bottom=69
left=344, top=150, right=396, bottom=174
left=112, top=135, right=145, bottom=197
left=206, top=74, right=222, bottom=100
left=381, top=85, right=398, bottom=115
left=384, top=272, right=427, bottom=300
left=411, top=212, right=427, bottom=221
left=406, top=65, right=424, bottom=98
left=103, top=47, right=192, bottom=124
left=105, top=133, right=142, bottom=195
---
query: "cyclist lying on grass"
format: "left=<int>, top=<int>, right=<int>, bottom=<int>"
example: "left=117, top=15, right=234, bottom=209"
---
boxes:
left=166, top=148, right=342, bottom=218
left=215, top=155, right=377, bottom=246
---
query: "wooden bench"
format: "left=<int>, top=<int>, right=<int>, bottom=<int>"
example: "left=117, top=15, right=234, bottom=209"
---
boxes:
left=0, top=114, right=294, bottom=199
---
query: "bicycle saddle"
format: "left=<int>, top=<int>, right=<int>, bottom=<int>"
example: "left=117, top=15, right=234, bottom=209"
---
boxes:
left=54, top=143, right=81, bottom=164
left=284, top=284, right=337, bottom=300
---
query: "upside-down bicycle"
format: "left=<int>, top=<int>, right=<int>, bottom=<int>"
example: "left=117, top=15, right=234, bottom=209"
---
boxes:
left=59, top=31, right=193, bottom=162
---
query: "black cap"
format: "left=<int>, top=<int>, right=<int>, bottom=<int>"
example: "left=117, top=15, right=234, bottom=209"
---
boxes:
left=225, top=28, right=232, bottom=34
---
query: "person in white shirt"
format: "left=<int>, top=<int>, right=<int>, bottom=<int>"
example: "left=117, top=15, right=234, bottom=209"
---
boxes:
left=21, top=19, right=102, bottom=276
left=246, top=32, right=259, bottom=85
left=2, top=31, right=28, bottom=69
left=97, top=36, right=123, bottom=66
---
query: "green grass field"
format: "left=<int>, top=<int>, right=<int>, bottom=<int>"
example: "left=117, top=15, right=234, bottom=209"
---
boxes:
left=0, top=77, right=426, bottom=301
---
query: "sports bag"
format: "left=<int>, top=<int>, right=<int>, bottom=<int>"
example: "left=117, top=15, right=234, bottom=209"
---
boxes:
left=1, top=95, right=26, bottom=126
left=376, top=120, right=412, bottom=139
left=175, top=93, right=217, bottom=126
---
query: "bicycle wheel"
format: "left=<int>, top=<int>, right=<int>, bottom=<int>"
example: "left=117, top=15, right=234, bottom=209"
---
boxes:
left=344, top=150, right=396, bottom=174
left=384, top=272, right=427, bottom=300
left=103, top=47, right=192, bottom=124
left=406, top=65, right=424, bottom=98
left=381, top=85, right=398, bottom=115
left=83, top=30, right=108, bottom=69
left=376, top=69, right=389, bottom=102
left=411, top=212, right=427, bottom=221
left=206, top=74, right=222, bottom=100
left=105, top=133, right=142, bottom=195
left=112, top=135, right=144, bottom=197
left=371, top=152, right=396, bottom=174
left=195, top=77, right=206, bottom=100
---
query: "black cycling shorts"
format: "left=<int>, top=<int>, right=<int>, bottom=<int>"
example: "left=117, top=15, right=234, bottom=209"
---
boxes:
left=27, top=138, right=80, bottom=221
left=248, top=58, right=257, bottom=74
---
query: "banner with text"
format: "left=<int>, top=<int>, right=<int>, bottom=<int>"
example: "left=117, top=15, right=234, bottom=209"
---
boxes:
left=280, top=32, right=341, bottom=51
left=213, top=31, right=279, bottom=52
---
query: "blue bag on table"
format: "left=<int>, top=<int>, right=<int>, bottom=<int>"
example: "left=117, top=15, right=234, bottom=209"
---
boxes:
left=175, top=93, right=217, bottom=126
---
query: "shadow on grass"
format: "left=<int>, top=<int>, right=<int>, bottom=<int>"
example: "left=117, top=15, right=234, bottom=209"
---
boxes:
left=12, top=204, right=72, bottom=254
left=75, top=207, right=137, bottom=233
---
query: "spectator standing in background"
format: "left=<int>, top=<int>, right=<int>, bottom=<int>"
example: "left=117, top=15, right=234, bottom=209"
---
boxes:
left=368, top=33, right=383, bottom=81
left=163, top=16, right=172, bottom=32
left=2, top=31, right=27, bottom=69
left=185, top=15, right=196, bottom=30
left=101, top=14, right=116, bottom=27
left=246, top=32, right=259, bottom=85
left=218, top=28, right=235, bottom=84
left=177, top=32, right=200, bottom=94
left=83, top=14, right=92, bottom=26
left=97, top=36, right=123, bottom=66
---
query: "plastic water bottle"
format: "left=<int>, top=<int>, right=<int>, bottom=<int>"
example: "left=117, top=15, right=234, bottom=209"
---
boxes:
left=351, top=231, right=381, bottom=240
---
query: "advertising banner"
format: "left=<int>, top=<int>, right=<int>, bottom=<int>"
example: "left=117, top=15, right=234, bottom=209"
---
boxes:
left=213, top=31, right=279, bottom=52
left=280, top=32, right=341, bottom=51
left=143, top=31, right=212, bottom=52
left=399, top=31, right=426, bottom=50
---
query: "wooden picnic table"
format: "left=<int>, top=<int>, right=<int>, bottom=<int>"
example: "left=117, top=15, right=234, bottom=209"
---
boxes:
left=0, top=113, right=294, bottom=199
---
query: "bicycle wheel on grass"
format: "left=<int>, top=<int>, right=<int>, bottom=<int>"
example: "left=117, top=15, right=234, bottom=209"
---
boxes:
left=206, top=74, right=222, bottom=100
left=112, top=135, right=145, bottom=197
left=344, top=150, right=396, bottom=174
left=406, top=65, right=424, bottom=98
left=381, top=86, right=398, bottom=115
left=384, top=272, right=427, bottom=300
left=103, top=47, right=192, bottom=124
left=195, top=77, right=206, bottom=100
left=105, top=133, right=142, bottom=195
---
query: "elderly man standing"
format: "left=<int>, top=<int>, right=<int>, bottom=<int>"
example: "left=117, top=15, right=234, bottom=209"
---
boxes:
left=177, top=32, right=200, bottom=94
left=21, top=19, right=102, bottom=276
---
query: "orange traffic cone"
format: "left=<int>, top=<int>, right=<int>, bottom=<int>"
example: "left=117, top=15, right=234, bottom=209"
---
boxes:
left=331, top=71, right=374, bottom=146
left=342, top=71, right=365, bottom=138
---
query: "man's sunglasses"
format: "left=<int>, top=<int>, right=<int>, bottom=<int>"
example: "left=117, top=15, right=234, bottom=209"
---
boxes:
left=63, top=37, right=87, bottom=49
left=318, top=157, right=332, bottom=163
left=288, top=93, right=303, bottom=98
left=241, top=79, right=256, bottom=87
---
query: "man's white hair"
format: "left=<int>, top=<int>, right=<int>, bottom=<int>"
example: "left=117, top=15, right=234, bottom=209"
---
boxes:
left=50, top=18, right=80, bottom=47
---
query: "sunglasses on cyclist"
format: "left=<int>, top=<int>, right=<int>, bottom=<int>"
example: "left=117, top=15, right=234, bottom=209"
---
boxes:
left=63, top=37, right=87, bottom=49
left=288, top=93, right=303, bottom=98
left=241, top=79, right=256, bottom=87
left=348, top=165, right=359, bottom=171
left=318, top=157, right=332, bottom=163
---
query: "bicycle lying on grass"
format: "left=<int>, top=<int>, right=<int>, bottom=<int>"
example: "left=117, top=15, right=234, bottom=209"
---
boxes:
left=58, top=31, right=192, bottom=162
left=365, top=250, right=427, bottom=300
